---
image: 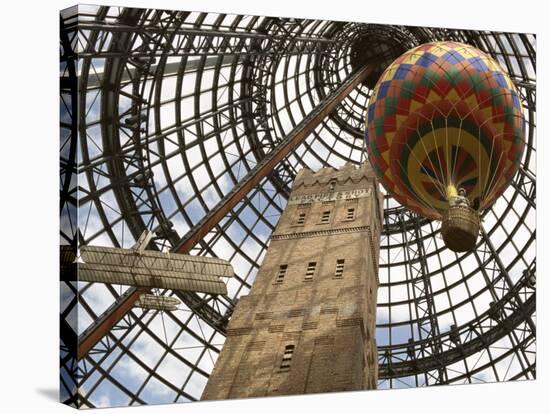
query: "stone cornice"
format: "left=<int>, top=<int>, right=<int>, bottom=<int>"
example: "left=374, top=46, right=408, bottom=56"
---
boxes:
left=271, top=225, right=372, bottom=240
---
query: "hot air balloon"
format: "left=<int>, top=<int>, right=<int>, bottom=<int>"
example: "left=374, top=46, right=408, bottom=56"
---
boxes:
left=365, top=41, right=525, bottom=252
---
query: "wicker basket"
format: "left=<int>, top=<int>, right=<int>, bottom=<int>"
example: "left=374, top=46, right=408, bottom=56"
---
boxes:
left=441, top=205, right=480, bottom=252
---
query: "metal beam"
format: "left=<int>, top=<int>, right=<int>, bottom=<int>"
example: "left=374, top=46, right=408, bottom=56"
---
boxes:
left=174, top=64, right=373, bottom=253
left=479, top=226, right=536, bottom=333
left=399, top=212, right=447, bottom=384
left=379, top=293, right=535, bottom=379
left=78, top=287, right=143, bottom=360
left=85, top=55, right=241, bottom=89
left=76, top=21, right=338, bottom=43
left=76, top=64, right=372, bottom=360
left=77, top=7, right=152, bottom=361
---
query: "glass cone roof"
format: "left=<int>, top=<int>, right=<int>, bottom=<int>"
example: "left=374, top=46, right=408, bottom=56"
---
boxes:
left=60, top=5, right=536, bottom=407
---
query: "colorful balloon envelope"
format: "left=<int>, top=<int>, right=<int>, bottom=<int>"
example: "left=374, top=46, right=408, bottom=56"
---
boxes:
left=365, top=41, right=525, bottom=250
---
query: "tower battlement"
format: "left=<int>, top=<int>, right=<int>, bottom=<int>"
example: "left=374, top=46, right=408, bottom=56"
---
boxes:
left=293, top=161, right=377, bottom=189
left=292, top=162, right=384, bottom=228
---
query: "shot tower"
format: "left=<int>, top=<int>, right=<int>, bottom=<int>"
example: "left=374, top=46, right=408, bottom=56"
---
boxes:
left=202, top=162, right=383, bottom=399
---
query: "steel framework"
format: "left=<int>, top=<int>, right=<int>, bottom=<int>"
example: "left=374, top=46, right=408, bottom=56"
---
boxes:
left=60, top=5, right=536, bottom=407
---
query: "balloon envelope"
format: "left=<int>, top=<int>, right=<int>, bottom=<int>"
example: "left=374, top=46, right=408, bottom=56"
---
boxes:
left=365, top=41, right=525, bottom=220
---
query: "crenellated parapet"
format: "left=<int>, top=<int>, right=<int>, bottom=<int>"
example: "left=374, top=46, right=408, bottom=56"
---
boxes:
left=292, top=162, right=384, bottom=228
left=293, top=162, right=378, bottom=189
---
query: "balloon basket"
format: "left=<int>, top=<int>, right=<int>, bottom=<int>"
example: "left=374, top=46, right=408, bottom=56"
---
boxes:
left=441, top=205, right=480, bottom=252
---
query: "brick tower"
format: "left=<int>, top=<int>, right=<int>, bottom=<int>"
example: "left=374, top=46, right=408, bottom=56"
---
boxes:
left=202, top=162, right=383, bottom=400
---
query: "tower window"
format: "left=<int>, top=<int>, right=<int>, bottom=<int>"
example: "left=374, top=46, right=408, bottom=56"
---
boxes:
left=297, top=212, right=306, bottom=225
left=276, top=264, right=288, bottom=284
left=280, top=344, right=295, bottom=370
left=346, top=208, right=355, bottom=220
left=305, top=262, right=316, bottom=281
left=334, top=259, right=345, bottom=278
left=321, top=210, right=331, bottom=224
